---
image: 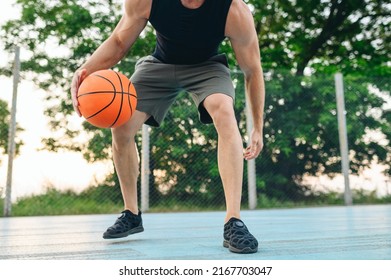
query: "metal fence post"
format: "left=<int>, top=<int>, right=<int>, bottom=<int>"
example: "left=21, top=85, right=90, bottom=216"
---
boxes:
left=140, top=124, right=150, bottom=212
left=335, top=73, right=353, bottom=205
left=4, top=46, right=20, bottom=217
left=245, top=91, right=257, bottom=210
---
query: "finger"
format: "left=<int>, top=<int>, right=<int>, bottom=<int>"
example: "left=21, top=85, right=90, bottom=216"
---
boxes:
left=73, top=100, right=82, bottom=117
left=244, top=142, right=263, bottom=160
left=80, top=68, right=87, bottom=77
left=71, top=71, right=85, bottom=117
left=244, top=153, right=255, bottom=160
left=71, top=79, right=80, bottom=107
left=243, top=146, right=256, bottom=160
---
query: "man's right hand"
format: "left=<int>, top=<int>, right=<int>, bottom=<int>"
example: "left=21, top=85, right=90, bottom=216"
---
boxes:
left=71, top=68, right=88, bottom=117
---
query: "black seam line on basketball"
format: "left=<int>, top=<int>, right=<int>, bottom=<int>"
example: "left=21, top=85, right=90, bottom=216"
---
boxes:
left=85, top=74, right=117, bottom=120
left=78, top=91, right=136, bottom=98
left=110, top=71, right=125, bottom=127
left=127, top=81, right=133, bottom=116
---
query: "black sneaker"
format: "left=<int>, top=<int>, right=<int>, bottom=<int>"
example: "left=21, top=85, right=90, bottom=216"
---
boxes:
left=223, top=217, right=258, bottom=254
left=103, top=210, right=144, bottom=239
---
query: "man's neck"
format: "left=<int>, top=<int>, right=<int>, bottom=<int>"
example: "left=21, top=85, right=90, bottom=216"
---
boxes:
left=180, top=0, right=205, bottom=9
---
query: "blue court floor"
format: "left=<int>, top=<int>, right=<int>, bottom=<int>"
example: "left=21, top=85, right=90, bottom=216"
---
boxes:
left=0, top=204, right=390, bottom=260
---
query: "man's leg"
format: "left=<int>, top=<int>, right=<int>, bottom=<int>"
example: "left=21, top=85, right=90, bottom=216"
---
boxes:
left=202, top=93, right=243, bottom=223
left=102, top=111, right=150, bottom=239
left=203, top=93, right=258, bottom=253
left=111, top=110, right=150, bottom=213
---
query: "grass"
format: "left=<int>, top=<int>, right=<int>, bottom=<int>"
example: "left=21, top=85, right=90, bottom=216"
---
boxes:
left=1, top=187, right=122, bottom=216
left=1, top=187, right=390, bottom=217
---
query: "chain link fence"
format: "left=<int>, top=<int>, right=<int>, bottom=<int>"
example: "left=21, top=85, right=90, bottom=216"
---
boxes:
left=1, top=71, right=390, bottom=216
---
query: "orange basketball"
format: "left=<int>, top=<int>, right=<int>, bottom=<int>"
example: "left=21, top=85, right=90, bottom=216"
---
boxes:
left=77, top=69, right=137, bottom=128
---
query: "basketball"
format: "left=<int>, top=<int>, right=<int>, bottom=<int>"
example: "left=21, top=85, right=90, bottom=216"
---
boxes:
left=77, top=69, right=137, bottom=128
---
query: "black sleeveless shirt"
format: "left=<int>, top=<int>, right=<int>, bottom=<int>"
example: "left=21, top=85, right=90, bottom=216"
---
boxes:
left=149, top=0, right=233, bottom=64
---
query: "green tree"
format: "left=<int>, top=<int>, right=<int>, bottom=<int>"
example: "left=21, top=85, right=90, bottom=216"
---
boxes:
left=0, top=0, right=389, bottom=207
left=249, top=0, right=390, bottom=76
left=260, top=73, right=390, bottom=200
left=0, top=99, right=24, bottom=164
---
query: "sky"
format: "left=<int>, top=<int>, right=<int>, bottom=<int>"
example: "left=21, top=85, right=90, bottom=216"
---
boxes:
left=0, top=0, right=111, bottom=200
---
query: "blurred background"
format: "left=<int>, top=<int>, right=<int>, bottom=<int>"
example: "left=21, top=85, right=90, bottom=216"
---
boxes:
left=0, top=0, right=390, bottom=216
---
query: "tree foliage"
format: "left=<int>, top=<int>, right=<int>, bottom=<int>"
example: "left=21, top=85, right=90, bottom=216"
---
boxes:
left=251, top=0, right=391, bottom=76
left=0, top=100, right=24, bottom=164
left=0, top=0, right=389, bottom=204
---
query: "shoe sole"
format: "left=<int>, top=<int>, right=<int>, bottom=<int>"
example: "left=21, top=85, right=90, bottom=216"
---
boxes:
left=103, top=225, right=144, bottom=239
left=223, top=239, right=258, bottom=254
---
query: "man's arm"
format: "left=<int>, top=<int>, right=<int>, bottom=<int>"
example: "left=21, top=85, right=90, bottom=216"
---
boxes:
left=226, top=0, right=265, bottom=160
left=71, top=0, right=151, bottom=116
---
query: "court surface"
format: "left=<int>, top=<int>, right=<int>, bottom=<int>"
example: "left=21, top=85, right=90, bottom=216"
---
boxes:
left=1, top=204, right=390, bottom=260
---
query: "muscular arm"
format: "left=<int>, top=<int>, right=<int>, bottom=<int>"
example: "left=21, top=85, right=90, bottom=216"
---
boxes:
left=226, top=0, right=265, bottom=159
left=71, top=0, right=151, bottom=115
left=79, top=0, right=150, bottom=74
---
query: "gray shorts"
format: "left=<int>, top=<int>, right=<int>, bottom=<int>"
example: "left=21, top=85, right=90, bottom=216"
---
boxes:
left=130, top=54, right=235, bottom=127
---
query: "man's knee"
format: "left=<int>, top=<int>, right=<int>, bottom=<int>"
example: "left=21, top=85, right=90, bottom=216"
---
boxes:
left=111, top=110, right=150, bottom=148
left=204, top=94, right=236, bottom=128
left=112, top=127, right=133, bottom=149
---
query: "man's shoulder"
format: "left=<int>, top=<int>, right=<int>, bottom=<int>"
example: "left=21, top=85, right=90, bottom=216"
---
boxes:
left=125, top=0, right=153, bottom=20
left=228, top=0, right=251, bottom=18
left=225, top=0, right=254, bottom=38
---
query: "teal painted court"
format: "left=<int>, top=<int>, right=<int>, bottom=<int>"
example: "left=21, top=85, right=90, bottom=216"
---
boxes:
left=1, top=204, right=390, bottom=260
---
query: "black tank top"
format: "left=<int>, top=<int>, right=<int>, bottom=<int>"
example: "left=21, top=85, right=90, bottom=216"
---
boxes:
left=149, top=0, right=233, bottom=64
